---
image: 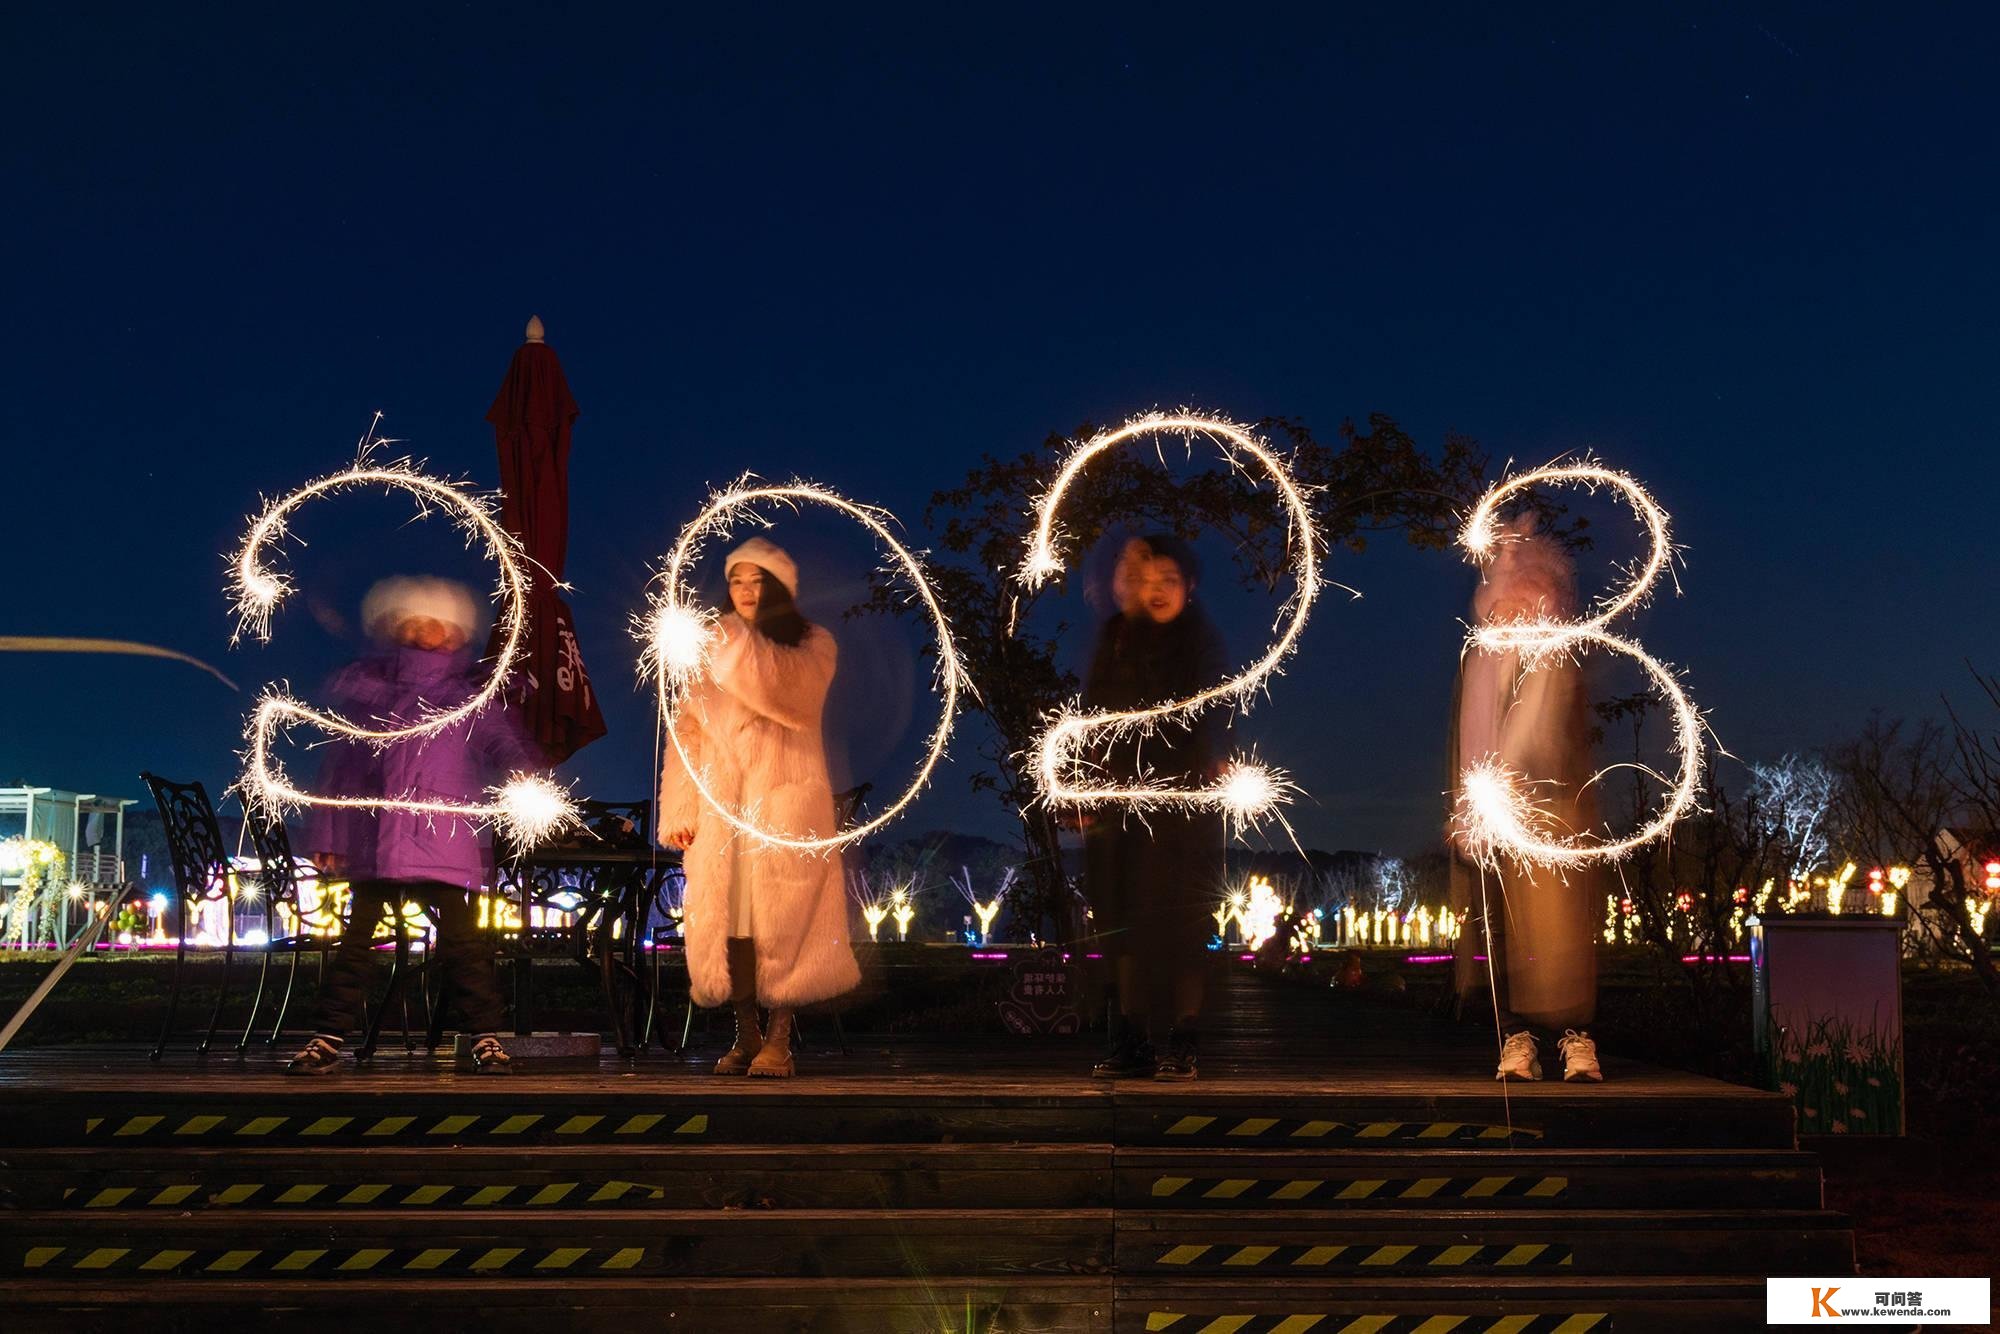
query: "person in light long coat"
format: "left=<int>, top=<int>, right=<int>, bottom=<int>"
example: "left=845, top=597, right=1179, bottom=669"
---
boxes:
left=1448, top=515, right=1606, bottom=1083
left=660, top=538, right=860, bottom=1077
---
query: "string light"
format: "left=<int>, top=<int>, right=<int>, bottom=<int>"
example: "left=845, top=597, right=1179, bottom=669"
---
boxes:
left=1018, top=411, right=1323, bottom=822
left=230, top=455, right=578, bottom=847
left=640, top=478, right=968, bottom=854
left=1454, top=461, right=1705, bottom=868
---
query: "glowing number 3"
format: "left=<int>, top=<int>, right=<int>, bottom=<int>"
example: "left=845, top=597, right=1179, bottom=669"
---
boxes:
left=642, top=478, right=969, bottom=854
left=1455, top=462, right=1704, bottom=867
left=230, top=459, right=577, bottom=845
left=1018, top=412, right=1324, bottom=821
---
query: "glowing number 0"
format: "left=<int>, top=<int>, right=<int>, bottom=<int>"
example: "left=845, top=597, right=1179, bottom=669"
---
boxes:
left=1019, top=412, right=1324, bottom=822
left=642, top=478, right=968, bottom=853
left=230, top=459, right=578, bottom=846
left=1455, top=462, right=1704, bottom=868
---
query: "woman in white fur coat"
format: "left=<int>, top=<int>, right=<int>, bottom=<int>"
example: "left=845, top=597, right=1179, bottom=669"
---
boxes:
left=660, top=538, right=860, bottom=1076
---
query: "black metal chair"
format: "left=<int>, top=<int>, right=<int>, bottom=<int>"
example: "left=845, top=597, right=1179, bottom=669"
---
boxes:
left=239, top=804, right=381, bottom=1051
left=140, top=773, right=234, bottom=1061
left=493, top=798, right=674, bottom=1057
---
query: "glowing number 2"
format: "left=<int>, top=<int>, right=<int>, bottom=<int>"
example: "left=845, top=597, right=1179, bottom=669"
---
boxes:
left=641, top=478, right=968, bottom=853
left=1455, top=462, right=1704, bottom=868
left=229, top=459, right=577, bottom=846
left=1018, top=412, right=1324, bottom=822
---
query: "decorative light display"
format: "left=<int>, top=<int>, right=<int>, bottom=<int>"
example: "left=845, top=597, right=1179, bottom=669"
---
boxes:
left=951, top=866, right=1013, bottom=945
left=846, top=870, right=898, bottom=943
left=1454, top=461, right=1704, bottom=869
left=1238, top=874, right=1285, bottom=949
left=229, top=456, right=578, bottom=847
left=641, top=478, right=968, bottom=854
left=1018, top=411, right=1323, bottom=824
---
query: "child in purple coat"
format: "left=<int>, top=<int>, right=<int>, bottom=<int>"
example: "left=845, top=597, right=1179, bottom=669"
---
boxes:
left=287, top=576, right=544, bottom=1075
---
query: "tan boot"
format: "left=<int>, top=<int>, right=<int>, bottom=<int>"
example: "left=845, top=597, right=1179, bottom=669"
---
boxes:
left=714, top=938, right=762, bottom=1075
left=747, top=1007, right=795, bottom=1077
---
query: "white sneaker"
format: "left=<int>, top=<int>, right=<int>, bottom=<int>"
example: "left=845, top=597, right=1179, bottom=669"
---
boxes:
left=1558, top=1030, right=1603, bottom=1082
left=1495, top=1030, right=1542, bottom=1081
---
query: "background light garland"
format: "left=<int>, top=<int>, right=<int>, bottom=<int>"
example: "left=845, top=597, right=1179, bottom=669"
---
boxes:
left=1018, top=411, right=1324, bottom=823
left=1454, top=461, right=1704, bottom=868
left=229, top=457, right=578, bottom=847
left=640, top=477, right=968, bottom=854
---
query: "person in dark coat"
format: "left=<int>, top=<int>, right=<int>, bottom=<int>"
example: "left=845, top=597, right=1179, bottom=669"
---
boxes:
left=1081, top=536, right=1230, bottom=1080
left=286, top=576, right=545, bottom=1076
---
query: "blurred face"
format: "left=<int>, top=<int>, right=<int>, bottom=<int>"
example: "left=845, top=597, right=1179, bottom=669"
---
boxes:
left=728, top=564, right=765, bottom=620
left=395, top=616, right=465, bottom=651
left=1110, top=538, right=1152, bottom=615
left=1139, top=556, right=1189, bottom=624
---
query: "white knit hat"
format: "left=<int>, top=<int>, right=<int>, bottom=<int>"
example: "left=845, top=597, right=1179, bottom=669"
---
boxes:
left=724, top=537, right=799, bottom=598
left=361, top=575, right=482, bottom=643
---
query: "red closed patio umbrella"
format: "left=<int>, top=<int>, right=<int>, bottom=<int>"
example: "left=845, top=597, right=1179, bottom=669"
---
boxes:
left=485, top=315, right=606, bottom=765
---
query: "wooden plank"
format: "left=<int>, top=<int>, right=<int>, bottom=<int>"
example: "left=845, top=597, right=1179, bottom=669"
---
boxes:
left=1115, top=1207, right=1856, bottom=1276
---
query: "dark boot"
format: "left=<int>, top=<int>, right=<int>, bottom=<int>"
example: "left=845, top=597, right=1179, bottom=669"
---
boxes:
left=716, top=938, right=763, bottom=1075
left=1092, top=1023, right=1155, bottom=1078
left=1153, top=1024, right=1199, bottom=1081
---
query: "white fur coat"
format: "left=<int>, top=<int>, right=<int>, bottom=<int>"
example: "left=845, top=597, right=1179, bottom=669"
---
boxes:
left=660, top=618, right=860, bottom=1009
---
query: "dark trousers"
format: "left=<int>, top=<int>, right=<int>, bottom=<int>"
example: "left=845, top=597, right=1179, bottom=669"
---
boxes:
left=310, top=878, right=505, bottom=1037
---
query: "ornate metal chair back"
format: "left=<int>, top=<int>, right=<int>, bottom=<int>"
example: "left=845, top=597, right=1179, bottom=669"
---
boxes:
left=140, top=773, right=229, bottom=904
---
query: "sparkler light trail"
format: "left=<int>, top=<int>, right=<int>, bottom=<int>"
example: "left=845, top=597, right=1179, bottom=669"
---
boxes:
left=641, top=478, right=968, bottom=854
left=1018, top=411, right=1323, bottom=823
left=229, top=456, right=578, bottom=848
left=0, top=637, right=238, bottom=690
left=1454, top=461, right=1705, bottom=868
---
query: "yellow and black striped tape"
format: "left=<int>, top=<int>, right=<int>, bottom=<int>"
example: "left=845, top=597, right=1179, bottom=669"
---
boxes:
left=1142, top=1313, right=1606, bottom=1332
left=1152, top=1116, right=1543, bottom=1144
left=79, top=1111, right=708, bottom=1143
left=60, top=1179, right=669, bottom=1209
left=1148, top=1174, right=1568, bottom=1203
left=18, top=1243, right=649, bottom=1275
left=1150, top=1241, right=1574, bottom=1269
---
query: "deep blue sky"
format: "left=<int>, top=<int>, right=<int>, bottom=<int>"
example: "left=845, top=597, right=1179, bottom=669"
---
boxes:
left=3, top=4, right=1995, bottom=855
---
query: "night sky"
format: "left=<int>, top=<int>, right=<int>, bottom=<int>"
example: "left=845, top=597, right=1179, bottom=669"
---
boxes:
left=4, top=5, right=1995, bottom=856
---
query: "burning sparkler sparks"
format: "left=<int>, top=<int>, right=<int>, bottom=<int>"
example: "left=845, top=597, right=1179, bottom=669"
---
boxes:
left=643, top=478, right=968, bottom=854
left=1019, top=412, right=1323, bottom=822
left=229, top=454, right=579, bottom=847
left=1454, top=461, right=1704, bottom=868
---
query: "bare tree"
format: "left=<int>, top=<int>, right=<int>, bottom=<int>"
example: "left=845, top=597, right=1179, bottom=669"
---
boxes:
left=1748, top=753, right=1836, bottom=883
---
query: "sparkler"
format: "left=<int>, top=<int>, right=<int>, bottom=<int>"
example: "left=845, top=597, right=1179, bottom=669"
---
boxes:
left=1019, top=412, right=1323, bottom=822
left=229, top=456, right=578, bottom=847
left=642, top=478, right=968, bottom=853
left=1454, top=461, right=1704, bottom=868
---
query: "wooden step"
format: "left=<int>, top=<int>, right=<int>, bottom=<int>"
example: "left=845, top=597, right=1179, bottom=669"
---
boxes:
left=0, top=1086, right=1110, bottom=1147
left=1118, top=1208, right=1854, bottom=1276
left=0, top=1081, right=1795, bottom=1150
left=1115, top=1147, right=1822, bottom=1211
left=0, top=1207, right=1115, bottom=1279
left=1111, top=1087, right=1797, bottom=1150
left=1122, top=1276, right=1769, bottom=1334
left=0, top=1144, right=1114, bottom=1212
left=0, top=1203, right=1852, bottom=1281
left=0, top=1274, right=1773, bottom=1333
left=1, top=1144, right=1822, bottom=1214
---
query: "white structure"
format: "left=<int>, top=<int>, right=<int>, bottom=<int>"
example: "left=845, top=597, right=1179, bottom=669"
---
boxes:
left=0, top=787, right=135, bottom=887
